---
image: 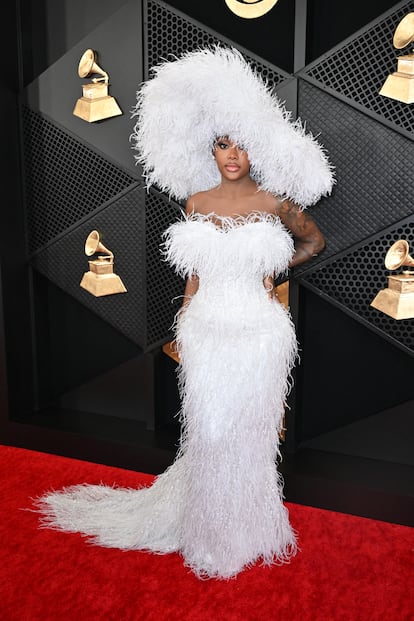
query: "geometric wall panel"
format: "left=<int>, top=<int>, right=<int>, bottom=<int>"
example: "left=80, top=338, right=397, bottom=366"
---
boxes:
left=296, top=81, right=414, bottom=273
left=300, top=0, right=414, bottom=138
left=31, top=186, right=147, bottom=348
left=146, top=0, right=291, bottom=90
left=145, top=188, right=184, bottom=348
left=301, top=214, right=414, bottom=355
left=23, top=0, right=143, bottom=176
left=23, top=108, right=137, bottom=254
left=30, top=185, right=185, bottom=352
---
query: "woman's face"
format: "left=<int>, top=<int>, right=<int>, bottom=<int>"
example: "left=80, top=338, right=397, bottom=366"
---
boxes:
left=213, top=136, right=251, bottom=181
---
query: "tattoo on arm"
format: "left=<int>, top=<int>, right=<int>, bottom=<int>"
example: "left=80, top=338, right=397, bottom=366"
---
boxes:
left=277, top=200, right=325, bottom=266
left=279, top=202, right=315, bottom=234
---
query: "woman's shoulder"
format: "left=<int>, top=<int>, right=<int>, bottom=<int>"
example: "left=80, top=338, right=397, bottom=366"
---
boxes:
left=257, top=191, right=282, bottom=212
left=185, top=190, right=216, bottom=215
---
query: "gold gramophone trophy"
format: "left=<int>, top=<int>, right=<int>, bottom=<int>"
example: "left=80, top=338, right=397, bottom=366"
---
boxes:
left=370, top=239, right=414, bottom=319
left=224, top=0, right=279, bottom=19
left=73, top=49, right=122, bottom=122
left=80, top=230, right=127, bottom=297
left=379, top=13, right=414, bottom=103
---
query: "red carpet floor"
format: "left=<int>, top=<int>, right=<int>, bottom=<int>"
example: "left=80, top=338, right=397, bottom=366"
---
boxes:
left=0, top=444, right=413, bottom=621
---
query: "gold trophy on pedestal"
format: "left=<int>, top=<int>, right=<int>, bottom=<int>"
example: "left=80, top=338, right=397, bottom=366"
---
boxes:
left=379, top=13, right=414, bottom=103
left=80, top=230, right=127, bottom=297
left=370, top=239, right=414, bottom=320
left=73, top=49, right=122, bottom=122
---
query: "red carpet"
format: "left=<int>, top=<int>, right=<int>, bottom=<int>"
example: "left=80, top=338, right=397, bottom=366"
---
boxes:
left=0, top=444, right=413, bottom=621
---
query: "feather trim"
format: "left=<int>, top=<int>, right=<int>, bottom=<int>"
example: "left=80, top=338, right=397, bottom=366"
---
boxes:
left=131, top=46, right=335, bottom=206
left=162, top=210, right=294, bottom=280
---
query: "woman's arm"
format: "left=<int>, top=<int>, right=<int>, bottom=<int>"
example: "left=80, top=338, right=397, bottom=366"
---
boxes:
left=276, top=199, right=325, bottom=268
left=171, top=275, right=199, bottom=360
left=180, top=195, right=200, bottom=309
left=182, top=274, right=199, bottom=310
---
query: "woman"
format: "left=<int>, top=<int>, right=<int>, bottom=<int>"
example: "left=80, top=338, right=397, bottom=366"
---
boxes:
left=35, top=47, right=334, bottom=579
left=181, top=135, right=326, bottom=304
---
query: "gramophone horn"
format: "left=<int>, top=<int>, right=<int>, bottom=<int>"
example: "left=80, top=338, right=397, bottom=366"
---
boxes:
left=78, top=49, right=108, bottom=82
left=80, top=230, right=126, bottom=296
left=84, top=230, right=113, bottom=259
left=384, top=239, right=414, bottom=270
left=393, top=12, right=414, bottom=49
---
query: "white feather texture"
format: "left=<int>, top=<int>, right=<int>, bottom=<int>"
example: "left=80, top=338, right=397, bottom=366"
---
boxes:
left=131, top=46, right=334, bottom=206
left=35, top=214, right=299, bottom=579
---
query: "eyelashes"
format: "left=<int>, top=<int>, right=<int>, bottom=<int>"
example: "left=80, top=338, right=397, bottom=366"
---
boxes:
left=214, top=140, right=246, bottom=152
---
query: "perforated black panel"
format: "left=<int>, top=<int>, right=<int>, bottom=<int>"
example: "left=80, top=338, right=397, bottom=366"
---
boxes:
left=296, top=81, right=414, bottom=273
left=145, top=189, right=184, bottom=347
left=146, top=0, right=290, bottom=90
left=301, top=0, right=414, bottom=137
left=22, top=107, right=136, bottom=253
left=31, top=186, right=147, bottom=347
left=23, top=1, right=414, bottom=359
left=301, top=215, right=414, bottom=353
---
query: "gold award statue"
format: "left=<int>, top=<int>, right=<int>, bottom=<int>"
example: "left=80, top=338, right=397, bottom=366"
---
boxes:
left=80, top=230, right=127, bottom=297
left=379, top=13, right=414, bottom=103
left=224, top=0, right=279, bottom=19
left=370, top=239, right=414, bottom=320
left=73, top=49, right=122, bottom=122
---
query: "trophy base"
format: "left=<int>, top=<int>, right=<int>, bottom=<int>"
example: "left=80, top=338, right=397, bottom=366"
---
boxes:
left=370, top=288, right=414, bottom=320
left=73, top=96, right=122, bottom=123
left=379, top=71, right=414, bottom=103
left=80, top=271, right=127, bottom=297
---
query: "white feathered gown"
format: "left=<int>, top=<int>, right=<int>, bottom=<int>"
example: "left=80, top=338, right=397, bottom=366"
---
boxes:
left=35, top=212, right=298, bottom=579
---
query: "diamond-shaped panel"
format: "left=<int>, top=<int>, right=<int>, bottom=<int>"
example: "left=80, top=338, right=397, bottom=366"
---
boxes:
left=23, top=107, right=137, bottom=253
left=145, top=189, right=184, bottom=347
left=31, top=186, right=147, bottom=347
left=301, top=0, right=414, bottom=137
left=295, top=81, right=414, bottom=275
left=302, top=216, right=414, bottom=353
left=146, top=0, right=290, bottom=91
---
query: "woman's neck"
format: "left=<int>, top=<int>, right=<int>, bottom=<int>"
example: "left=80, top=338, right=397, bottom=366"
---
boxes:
left=214, top=176, right=258, bottom=199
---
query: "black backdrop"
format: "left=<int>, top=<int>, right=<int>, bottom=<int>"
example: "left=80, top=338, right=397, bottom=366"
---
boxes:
left=20, top=0, right=398, bottom=80
left=1, top=0, right=413, bottom=524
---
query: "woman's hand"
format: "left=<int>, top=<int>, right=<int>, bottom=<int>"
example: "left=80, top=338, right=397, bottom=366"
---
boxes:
left=263, top=275, right=278, bottom=301
left=181, top=274, right=199, bottom=311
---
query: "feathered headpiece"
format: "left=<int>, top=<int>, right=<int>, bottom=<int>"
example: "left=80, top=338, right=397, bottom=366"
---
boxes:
left=131, top=46, right=334, bottom=206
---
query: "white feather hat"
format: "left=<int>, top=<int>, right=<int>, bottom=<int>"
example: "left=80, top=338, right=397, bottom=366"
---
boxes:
left=131, top=46, right=334, bottom=206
